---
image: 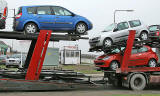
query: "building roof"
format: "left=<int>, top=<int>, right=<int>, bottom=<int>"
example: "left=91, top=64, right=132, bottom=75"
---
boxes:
left=0, top=41, right=8, bottom=49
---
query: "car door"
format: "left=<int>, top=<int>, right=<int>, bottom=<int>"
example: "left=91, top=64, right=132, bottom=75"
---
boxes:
left=52, top=6, right=75, bottom=31
left=113, top=22, right=129, bottom=42
left=136, top=46, right=149, bottom=65
left=129, top=47, right=149, bottom=66
left=128, top=20, right=142, bottom=37
left=35, top=6, right=56, bottom=29
left=129, top=48, right=140, bottom=66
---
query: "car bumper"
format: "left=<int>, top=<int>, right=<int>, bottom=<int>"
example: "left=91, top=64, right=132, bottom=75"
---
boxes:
left=94, top=60, right=110, bottom=68
left=6, top=63, right=20, bottom=66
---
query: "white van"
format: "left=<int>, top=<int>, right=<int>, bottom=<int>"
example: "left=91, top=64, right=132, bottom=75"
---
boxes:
left=0, top=0, right=7, bottom=29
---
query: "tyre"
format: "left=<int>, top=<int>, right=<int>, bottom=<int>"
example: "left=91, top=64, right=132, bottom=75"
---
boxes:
left=109, top=61, right=119, bottom=70
left=24, top=23, right=38, bottom=34
left=148, top=59, right=157, bottom=67
left=6, top=65, right=9, bottom=68
left=103, top=38, right=113, bottom=48
left=75, top=22, right=87, bottom=34
left=130, top=74, right=146, bottom=91
left=140, top=32, right=148, bottom=40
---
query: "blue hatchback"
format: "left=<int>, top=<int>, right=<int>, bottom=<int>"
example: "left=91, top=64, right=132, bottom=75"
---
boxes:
left=13, top=5, right=93, bottom=34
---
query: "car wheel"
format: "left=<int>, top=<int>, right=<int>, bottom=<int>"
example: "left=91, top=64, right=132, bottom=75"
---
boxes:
left=130, top=74, right=146, bottom=91
left=140, top=32, right=148, bottom=40
left=110, top=61, right=119, bottom=70
left=148, top=59, right=157, bottom=67
left=103, top=38, right=113, bottom=48
left=75, top=22, right=87, bottom=34
left=24, top=23, right=38, bottom=34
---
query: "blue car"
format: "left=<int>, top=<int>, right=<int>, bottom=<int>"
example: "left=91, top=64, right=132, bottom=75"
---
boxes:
left=13, top=5, right=93, bottom=34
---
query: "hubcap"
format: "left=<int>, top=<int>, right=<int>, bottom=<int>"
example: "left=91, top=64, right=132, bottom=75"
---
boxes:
left=76, top=24, right=86, bottom=33
left=104, top=39, right=112, bottom=47
left=134, top=78, right=142, bottom=87
left=149, top=60, right=156, bottom=67
left=141, top=33, right=148, bottom=40
left=111, top=62, right=118, bottom=70
left=26, top=24, right=36, bottom=33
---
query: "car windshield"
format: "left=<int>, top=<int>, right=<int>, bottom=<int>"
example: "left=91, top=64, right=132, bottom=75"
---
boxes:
left=106, top=47, right=125, bottom=54
left=149, top=26, right=159, bottom=31
left=103, top=23, right=116, bottom=32
left=9, top=54, right=25, bottom=58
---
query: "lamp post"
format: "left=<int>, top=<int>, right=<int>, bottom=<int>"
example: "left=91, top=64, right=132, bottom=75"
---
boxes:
left=114, top=10, right=134, bottom=23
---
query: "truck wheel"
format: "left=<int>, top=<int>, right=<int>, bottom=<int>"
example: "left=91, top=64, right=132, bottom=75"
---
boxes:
left=130, top=74, right=146, bottom=91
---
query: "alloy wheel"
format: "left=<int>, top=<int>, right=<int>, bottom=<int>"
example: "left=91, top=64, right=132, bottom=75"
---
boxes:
left=76, top=23, right=87, bottom=34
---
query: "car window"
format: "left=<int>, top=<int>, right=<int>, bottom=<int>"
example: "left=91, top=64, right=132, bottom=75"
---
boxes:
left=129, top=20, right=141, bottom=27
left=131, top=48, right=138, bottom=54
left=117, top=22, right=129, bottom=31
left=27, top=7, right=36, bottom=14
left=37, top=6, right=52, bottom=15
left=52, top=7, right=72, bottom=16
left=103, top=23, right=116, bottom=32
left=149, top=26, right=159, bottom=31
left=17, top=7, right=22, bottom=14
left=138, top=46, right=148, bottom=53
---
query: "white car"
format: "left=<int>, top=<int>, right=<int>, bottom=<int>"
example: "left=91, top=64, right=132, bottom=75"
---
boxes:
left=0, top=0, right=7, bottom=29
left=89, top=20, right=149, bottom=49
left=6, top=54, right=26, bottom=68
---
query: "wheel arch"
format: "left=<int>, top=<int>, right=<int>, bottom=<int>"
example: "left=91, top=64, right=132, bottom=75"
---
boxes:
left=141, top=30, right=149, bottom=34
left=23, top=21, right=40, bottom=31
left=110, top=60, right=120, bottom=67
left=75, top=21, right=88, bottom=30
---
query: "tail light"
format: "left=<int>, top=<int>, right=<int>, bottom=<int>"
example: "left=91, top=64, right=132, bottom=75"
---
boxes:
left=2, top=7, right=7, bottom=19
left=156, top=31, right=160, bottom=36
left=15, top=13, right=22, bottom=19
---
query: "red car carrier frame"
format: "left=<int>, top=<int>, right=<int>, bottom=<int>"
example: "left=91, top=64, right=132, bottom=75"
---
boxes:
left=0, top=30, right=160, bottom=91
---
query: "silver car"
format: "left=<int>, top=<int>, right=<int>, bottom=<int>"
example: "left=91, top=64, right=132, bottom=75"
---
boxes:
left=89, top=20, right=149, bottom=49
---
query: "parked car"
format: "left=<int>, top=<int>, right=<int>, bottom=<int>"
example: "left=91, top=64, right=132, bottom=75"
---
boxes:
left=0, top=55, right=7, bottom=65
left=148, top=25, right=160, bottom=42
left=0, top=0, right=8, bottom=29
left=13, top=5, right=93, bottom=34
left=89, top=20, right=149, bottom=49
left=94, top=45, right=158, bottom=71
left=6, top=54, right=26, bottom=68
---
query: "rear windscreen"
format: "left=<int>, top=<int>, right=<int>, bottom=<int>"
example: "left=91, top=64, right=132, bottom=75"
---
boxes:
left=17, top=7, right=22, bottom=14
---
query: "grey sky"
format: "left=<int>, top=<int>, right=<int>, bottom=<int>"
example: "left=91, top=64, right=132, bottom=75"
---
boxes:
left=1, top=0, right=160, bottom=54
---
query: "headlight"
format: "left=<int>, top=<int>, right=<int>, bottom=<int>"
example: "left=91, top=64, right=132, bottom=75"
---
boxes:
left=102, top=56, right=110, bottom=60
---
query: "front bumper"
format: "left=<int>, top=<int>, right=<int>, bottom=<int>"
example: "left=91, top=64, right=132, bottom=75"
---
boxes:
left=94, top=60, right=110, bottom=68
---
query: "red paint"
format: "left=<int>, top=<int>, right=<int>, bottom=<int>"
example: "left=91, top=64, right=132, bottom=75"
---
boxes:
left=25, top=30, right=52, bottom=80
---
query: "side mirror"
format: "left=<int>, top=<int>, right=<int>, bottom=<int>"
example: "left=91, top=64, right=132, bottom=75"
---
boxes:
left=71, top=13, right=75, bottom=17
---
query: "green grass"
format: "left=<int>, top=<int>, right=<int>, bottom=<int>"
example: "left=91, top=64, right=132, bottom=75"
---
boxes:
left=61, top=65, right=102, bottom=74
left=112, top=95, right=160, bottom=96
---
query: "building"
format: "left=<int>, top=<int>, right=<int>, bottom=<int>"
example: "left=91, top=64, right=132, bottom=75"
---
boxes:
left=0, top=41, right=9, bottom=55
left=60, top=46, right=81, bottom=65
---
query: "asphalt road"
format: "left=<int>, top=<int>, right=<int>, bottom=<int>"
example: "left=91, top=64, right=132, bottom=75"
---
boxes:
left=1, top=85, right=160, bottom=96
